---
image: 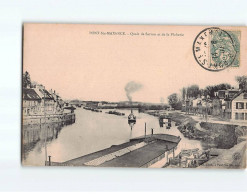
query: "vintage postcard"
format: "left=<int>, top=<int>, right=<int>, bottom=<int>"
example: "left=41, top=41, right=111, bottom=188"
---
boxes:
left=22, top=24, right=247, bottom=168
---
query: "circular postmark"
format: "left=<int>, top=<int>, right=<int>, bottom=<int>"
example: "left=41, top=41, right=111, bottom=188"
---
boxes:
left=232, top=152, right=241, bottom=161
left=193, top=27, right=237, bottom=71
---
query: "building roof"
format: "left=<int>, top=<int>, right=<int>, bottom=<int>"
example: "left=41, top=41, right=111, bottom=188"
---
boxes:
left=23, top=88, right=41, bottom=100
left=218, top=89, right=239, bottom=92
left=231, top=89, right=247, bottom=101
left=36, top=88, right=54, bottom=100
left=99, top=140, right=178, bottom=167
left=23, top=87, right=55, bottom=101
left=62, top=134, right=180, bottom=167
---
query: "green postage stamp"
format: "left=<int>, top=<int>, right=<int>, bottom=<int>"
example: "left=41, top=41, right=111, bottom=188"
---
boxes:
left=193, top=27, right=241, bottom=71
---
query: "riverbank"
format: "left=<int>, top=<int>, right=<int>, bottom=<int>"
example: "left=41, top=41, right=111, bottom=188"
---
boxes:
left=144, top=110, right=247, bottom=149
left=22, top=112, right=76, bottom=125
left=143, top=110, right=247, bottom=167
left=198, top=141, right=246, bottom=169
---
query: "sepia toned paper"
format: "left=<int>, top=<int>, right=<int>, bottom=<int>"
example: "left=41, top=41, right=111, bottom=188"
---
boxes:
left=22, top=24, right=247, bottom=168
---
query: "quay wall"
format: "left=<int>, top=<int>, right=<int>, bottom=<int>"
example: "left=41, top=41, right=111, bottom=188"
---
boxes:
left=165, top=111, right=242, bottom=149
left=22, top=113, right=76, bottom=125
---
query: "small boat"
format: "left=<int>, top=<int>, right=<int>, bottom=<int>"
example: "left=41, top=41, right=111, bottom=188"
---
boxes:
left=83, top=107, right=102, bottom=112
left=83, top=106, right=91, bottom=110
left=64, top=106, right=76, bottom=111
left=159, top=114, right=172, bottom=128
left=128, top=109, right=136, bottom=123
left=106, top=110, right=125, bottom=116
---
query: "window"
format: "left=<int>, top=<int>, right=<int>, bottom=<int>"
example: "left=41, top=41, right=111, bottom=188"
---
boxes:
left=218, top=91, right=225, bottom=99
left=240, top=113, right=244, bottom=120
left=245, top=113, right=247, bottom=120
left=228, top=112, right=232, bottom=119
left=228, top=102, right=232, bottom=109
left=235, top=113, right=238, bottom=120
left=236, top=102, right=244, bottom=109
left=244, top=93, right=247, bottom=99
left=229, top=92, right=235, bottom=98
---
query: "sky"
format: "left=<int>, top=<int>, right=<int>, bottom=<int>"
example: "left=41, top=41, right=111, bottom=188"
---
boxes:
left=23, top=24, right=247, bottom=103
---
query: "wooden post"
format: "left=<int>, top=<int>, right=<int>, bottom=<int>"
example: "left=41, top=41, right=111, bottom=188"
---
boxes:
left=145, top=122, right=146, bottom=138
left=48, top=155, right=51, bottom=166
left=206, top=100, right=208, bottom=122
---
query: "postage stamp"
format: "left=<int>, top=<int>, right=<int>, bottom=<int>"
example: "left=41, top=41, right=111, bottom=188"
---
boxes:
left=227, top=30, right=241, bottom=68
left=193, top=27, right=241, bottom=71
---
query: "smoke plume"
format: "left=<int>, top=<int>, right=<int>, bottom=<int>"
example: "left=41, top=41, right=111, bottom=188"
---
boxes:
left=160, top=97, right=165, bottom=104
left=124, top=81, right=143, bottom=102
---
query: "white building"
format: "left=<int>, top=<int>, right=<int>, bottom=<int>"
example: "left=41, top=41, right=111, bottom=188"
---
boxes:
left=23, top=85, right=63, bottom=116
left=23, top=88, right=42, bottom=115
left=231, top=90, right=247, bottom=121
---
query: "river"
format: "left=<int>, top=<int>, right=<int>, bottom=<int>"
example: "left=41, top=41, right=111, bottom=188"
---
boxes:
left=22, top=108, right=204, bottom=166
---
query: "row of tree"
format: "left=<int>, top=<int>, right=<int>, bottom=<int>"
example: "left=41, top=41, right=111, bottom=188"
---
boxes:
left=168, top=75, right=247, bottom=110
left=181, top=83, right=232, bottom=100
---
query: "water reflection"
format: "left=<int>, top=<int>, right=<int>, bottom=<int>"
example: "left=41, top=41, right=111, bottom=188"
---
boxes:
left=128, top=121, right=136, bottom=130
left=22, top=108, right=204, bottom=166
left=22, top=120, right=74, bottom=164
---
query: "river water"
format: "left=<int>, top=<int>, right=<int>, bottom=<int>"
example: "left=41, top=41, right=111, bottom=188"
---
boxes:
left=22, top=108, right=204, bottom=166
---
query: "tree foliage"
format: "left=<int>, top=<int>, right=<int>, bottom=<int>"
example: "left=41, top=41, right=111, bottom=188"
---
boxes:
left=186, top=85, right=200, bottom=98
left=23, top=71, right=31, bottom=88
left=204, top=83, right=231, bottom=98
left=236, top=75, right=247, bottom=90
left=168, top=93, right=182, bottom=110
left=182, top=87, right=186, bottom=100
